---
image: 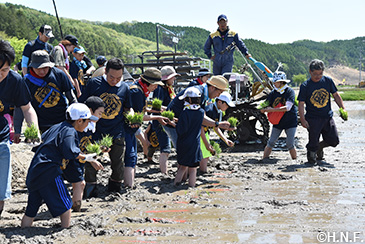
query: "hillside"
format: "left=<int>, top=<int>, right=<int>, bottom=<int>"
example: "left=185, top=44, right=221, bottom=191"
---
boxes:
left=0, top=2, right=363, bottom=83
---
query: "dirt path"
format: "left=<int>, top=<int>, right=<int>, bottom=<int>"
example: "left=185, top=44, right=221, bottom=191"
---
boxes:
left=1, top=101, right=365, bottom=244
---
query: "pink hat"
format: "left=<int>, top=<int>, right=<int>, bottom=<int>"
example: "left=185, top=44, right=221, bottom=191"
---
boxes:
left=161, top=66, right=180, bottom=81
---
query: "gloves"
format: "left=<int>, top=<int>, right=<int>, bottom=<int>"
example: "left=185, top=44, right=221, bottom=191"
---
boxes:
left=84, top=153, right=97, bottom=162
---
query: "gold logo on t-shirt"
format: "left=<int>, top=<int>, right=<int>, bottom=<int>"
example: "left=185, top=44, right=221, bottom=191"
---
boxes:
left=60, top=158, right=69, bottom=170
left=78, top=69, right=85, bottom=86
left=79, top=135, right=92, bottom=153
left=100, top=93, right=121, bottom=119
left=34, top=82, right=61, bottom=108
left=273, top=97, right=285, bottom=108
left=0, top=100, right=4, bottom=113
left=310, top=88, right=329, bottom=108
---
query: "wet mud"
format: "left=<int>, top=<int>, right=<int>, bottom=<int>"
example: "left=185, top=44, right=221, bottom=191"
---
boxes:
left=1, top=101, right=365, bottom=243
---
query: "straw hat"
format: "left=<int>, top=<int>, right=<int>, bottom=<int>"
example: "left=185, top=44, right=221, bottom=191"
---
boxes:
left=206, top=75, right=229, bottom=91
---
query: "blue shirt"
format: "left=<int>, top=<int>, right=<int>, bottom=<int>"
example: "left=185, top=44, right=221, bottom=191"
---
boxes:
left=167, top=85, right=207, bottom=118
left=69, top=60, right=85, bottom=90
left=204, top=29, right=248, bottom=65
left=203, top=102, right=221, bottom=132
left=297, top=76, right=337, bottom=119
left=24, top=67, right=74, bottom=129
left=267, top=87, right=297, bottom=129
left=26, top=122, right=81, bottom=191
left=176, top=107, right=204, bottom=167
left=125, top=81, right=146, bottom=134
left=0, top=70, right=32, bottom=142
left=79, top=76, right=132, bottom=140
left=22, top=36, right=53, bottom=67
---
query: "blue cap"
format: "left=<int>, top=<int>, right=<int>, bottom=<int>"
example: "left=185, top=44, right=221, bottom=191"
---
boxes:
left=217, top=14, right=228, bottom=22
left=73, top=46, right=86, bottom=54
left=96, top=55, right=107, bottom=65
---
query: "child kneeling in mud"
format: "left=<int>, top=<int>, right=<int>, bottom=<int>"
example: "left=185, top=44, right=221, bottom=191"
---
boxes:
left=21, top=103, right=99, bottom=228
left=174, top=87, right=205, bottom=187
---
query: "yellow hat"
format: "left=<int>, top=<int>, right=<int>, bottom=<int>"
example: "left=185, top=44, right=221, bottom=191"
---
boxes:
left=206, top=75, right=229, bottom=91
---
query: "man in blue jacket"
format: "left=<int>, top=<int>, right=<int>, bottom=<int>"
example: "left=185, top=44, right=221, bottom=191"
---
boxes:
left=204, top=14, right=251, bottom=75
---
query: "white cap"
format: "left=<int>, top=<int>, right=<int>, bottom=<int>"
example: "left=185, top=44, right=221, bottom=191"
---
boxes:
left=272, top=71, right=290, bottom=83
left=217, top=91, right=235, bottom=107
left=66, top=103, right=99, bottom=121
left=179, top=87, right=201, bottom=100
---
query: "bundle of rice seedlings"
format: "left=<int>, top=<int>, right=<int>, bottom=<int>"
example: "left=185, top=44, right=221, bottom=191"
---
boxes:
left=151, top=98, right=162, bottom=111
left=257, top=100, right=270, bottom=109
left=98, top=134, right=113, bottom=150
left=86, top=143, right=101, bottom=155
left=125, top=112, right=144, bottom=125
left=161, top=110, right=175, bottom=121
left=227, top=117, right=238, bottom=127
left=339, top=108, right=348, bottom=121
left=210, top=140, right=221, bottom=158
left=24, top=123, right=39, bottom=143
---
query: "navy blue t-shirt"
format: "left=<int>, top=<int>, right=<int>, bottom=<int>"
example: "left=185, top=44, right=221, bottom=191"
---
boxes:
left=167, top=84, right=207, bottom=118
left=69, top=61, right=85, bottom=89
left=152, top=84, right=171, bottom=129
left=153, top=85, right=171, bottom=107
left=26, top=121, right=80, bottom=191
left=267, top=87, right=297, bottom=129
left=176, top=107, right=204, bottom=167
left=25, top=67, right=74, bottom=129
left=0, top=70, right=32, bottom=142
left=22, top=37, right=53, bottom=66
left=298, top=76, right=337, bottom=119
left=125, top=82, right=146, bottom=134
left=79, top=76, right=132, bottom=140
left=203, top=102, right=220, bottom=132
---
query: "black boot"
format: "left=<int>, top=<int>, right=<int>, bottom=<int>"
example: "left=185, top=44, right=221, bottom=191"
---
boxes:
left=307, top=151, right=316, bottom=165
left=316, top=141, right=330, bottom=160
left=83, top=183, right=98, bottom=199
left=108, top=179, right=122, bottom=192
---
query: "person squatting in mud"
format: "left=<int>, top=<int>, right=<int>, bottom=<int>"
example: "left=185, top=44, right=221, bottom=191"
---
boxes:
left=21, top=103, right=99, bottom=228
left=62, top=96, right=106, bottom=211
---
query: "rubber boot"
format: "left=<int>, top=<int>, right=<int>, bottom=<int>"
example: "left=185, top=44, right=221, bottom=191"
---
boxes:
left=108, top=178, right=122, bottom=193
left=83, top=183, right=98, bottom=199
left=307, top=151, right=316, bottom=165
left=317, top=141, right=330, bottom=160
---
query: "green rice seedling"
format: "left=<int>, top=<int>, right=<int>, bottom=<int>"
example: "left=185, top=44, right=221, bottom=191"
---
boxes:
left=257, top=100, right=270, bottom=110
left=86, top=143, right=101, bottom=155
left=339, top=108, right=348, bottom=121
left=24, top=123, right=39, bottom=142
left=227, top=117, right=238, bottom=127
left=98, top=134, right=113, bottom=150
left=151, top=98, right=162, bottom=111
left=161, top=110, right=175, bottom=121
left=210, top=140, right=222, bottom=158
left=125, top=112, right=144, bottom=125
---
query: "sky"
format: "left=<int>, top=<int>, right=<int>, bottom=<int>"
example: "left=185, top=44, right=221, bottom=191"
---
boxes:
left=1, top=0, right=364, bottom=44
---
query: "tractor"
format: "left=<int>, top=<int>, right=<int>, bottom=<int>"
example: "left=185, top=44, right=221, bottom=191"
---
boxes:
left=222, top=47, right=279, bottom=145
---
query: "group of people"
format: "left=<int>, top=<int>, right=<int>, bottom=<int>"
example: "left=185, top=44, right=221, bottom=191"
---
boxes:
left=0, top=14, right=346, bottom=228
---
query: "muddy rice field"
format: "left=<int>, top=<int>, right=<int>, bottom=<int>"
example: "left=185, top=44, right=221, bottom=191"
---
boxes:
left=1, top=100, right=365, bottom=244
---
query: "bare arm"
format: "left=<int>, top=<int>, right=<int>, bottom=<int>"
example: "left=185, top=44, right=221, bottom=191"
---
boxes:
left=20, top=102, right=40, bottom=138
left=298, top=101, right=308, bottom=128
left=56, top=66, right=81, bottom=98
left=202, top=114, right=230, bottom=130
left=332, top=92, right=345, bottom=110
left=213, top=127, right=234, bottom=147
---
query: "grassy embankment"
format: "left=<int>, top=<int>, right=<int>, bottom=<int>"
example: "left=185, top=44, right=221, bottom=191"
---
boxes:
left=337, top=87, right=365, bottom=101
